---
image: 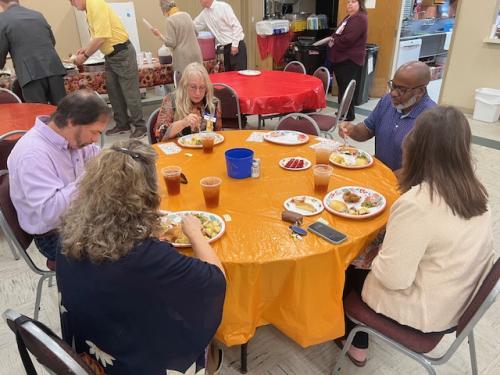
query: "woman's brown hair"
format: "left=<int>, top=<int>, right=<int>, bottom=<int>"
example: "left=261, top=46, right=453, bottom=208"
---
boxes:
left=357, top=0, right=367, bottom=13
left=399, top=106, right=488, bottom=219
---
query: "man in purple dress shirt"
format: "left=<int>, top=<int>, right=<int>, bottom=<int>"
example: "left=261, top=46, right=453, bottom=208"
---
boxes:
left=339, top=61, right=436, bottom=171
left=7, top=90, right=111, bottom=264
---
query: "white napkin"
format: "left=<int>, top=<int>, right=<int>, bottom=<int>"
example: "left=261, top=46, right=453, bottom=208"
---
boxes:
left=246, top=132, right=265, bottom=142
left=158, top=142, right=181, bottom=155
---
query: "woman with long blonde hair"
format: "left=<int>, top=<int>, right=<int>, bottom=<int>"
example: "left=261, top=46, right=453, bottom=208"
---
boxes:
left=154, top=62, right=222, bottom=141
left=57, top=139, right=226, bottom=374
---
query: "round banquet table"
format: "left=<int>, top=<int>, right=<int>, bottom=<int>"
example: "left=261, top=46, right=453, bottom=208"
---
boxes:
left=154, top=130, right=399, bottom=348
left=0, top=103, right=56, bottom=169
left=0, top=103, right=56, bottom=135
left=209, top=70, right=326, bottom=115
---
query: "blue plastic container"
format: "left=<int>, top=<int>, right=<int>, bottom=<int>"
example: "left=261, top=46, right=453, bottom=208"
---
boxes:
left=225, top=148, right=254, bottom=179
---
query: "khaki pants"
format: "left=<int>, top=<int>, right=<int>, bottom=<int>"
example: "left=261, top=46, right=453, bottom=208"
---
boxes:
left=104, top=44, right=145, bottom=130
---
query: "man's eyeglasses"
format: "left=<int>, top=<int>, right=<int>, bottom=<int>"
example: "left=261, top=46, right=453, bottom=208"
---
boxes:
left=111, top=147, right=148, bottom=163
left=387, top=80, right=424, bottom=95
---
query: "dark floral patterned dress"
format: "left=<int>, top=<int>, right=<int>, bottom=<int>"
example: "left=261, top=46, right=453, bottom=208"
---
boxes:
left=57, top=238, right=226, bottom=374
left=153, top=93, right=222, bottom=142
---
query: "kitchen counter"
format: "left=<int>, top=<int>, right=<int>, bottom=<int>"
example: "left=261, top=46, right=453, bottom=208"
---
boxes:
left=400, top=31, right=449, bottom=40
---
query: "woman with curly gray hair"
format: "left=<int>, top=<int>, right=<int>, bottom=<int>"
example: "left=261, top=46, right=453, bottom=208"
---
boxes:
left=56, top=139, right=226, bottom=374
left=150, top=0, right=203, bottom=72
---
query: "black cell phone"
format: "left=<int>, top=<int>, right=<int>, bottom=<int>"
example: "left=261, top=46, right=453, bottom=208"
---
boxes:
left=307, top=222, right=347, bottom=244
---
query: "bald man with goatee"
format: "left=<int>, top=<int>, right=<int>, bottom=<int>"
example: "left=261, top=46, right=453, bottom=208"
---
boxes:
left=339, top=61, right=436, bottom=171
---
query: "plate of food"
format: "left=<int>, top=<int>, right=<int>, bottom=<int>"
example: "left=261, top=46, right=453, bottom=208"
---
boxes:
left=284, top=195, right=324, bottom=216
left=324, top=186, right=386, bottom=219
left=263, top=130, right=309, bottom=146
left=238, top=70, right=262, bottom=76
left=177, top=132, right=224, bottom=148
left=329, top=146, right=373, bottom=169
left=279, top=157, right=312, bottom=171
left=159, top=210, right=225, bottom=247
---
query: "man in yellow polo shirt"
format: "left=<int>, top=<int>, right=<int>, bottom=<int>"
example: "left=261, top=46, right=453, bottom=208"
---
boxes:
left=70, top=0, right=146, bottom=138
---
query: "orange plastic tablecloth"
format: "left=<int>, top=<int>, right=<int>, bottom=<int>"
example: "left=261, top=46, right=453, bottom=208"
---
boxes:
left=0, top=103, right=56, bottom=135
left=209, top=71, right=326, bottom=115
left=154, top=130, right=399, bottom=347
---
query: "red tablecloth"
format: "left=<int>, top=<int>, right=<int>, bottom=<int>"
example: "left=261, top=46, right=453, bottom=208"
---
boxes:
left=0, top=103, right=55, bottom=135
left=210, top=71, right=326, bottom=115
left=257, top=32, right=293, bottom=63
left=0, top=103, right=56, bottom=169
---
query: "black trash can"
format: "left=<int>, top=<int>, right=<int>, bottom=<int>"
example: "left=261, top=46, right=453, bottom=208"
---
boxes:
left=294, top=38, right=327, bottom=75
left=354, top=44, right=379, bottom=106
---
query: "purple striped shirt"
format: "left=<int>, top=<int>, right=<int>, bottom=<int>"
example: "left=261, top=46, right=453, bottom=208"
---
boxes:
left=7, top=116, right=100, bottom=234
left=364, top=93, right=436, bottom=170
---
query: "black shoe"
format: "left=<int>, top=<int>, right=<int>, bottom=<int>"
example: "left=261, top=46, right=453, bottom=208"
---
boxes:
left=106, top=126, right=131, bottom=136
left=130, top=127, right=147, bottom=139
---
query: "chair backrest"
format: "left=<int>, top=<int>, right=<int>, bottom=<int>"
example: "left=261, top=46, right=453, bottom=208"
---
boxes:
left=313, top=66, right=331, bottom=97
left=146, top=107, right=161, bottom=144
left=3, top=309, right=93, bottom=375
left=277, top=113, right=321, bottom=136
left=0, top=130, right=27, bottom=170
left=0, top=171, right=32, bottom=251
left=173, top=70, right=182, bottom=89
left=213, top=83, right=242, bottom=129
left=0, top=88, right=22, bottom=104
left=337, top=79, right=356, bottom=122
left=11, top=79, right=24, bottom=102
left=284, top=61, right=306, bottom=74
left=456, top=258, right=500, bottom=336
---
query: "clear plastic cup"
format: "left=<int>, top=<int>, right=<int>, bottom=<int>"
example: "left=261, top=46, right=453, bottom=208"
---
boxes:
left=313, top=164, right=333, bottom=194
left=315, top=146, right=332, bottom=164
left=162, top=166, right=182, bottom=195
left=201, top=134, right=215, bottom=153
left=200, top=176, right=221, bottom=208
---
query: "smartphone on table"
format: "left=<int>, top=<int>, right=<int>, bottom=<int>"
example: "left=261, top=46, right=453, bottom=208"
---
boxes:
left=307, top=222, right=347, bottom=244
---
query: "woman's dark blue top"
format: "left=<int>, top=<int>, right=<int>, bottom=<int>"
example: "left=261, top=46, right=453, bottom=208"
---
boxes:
left=56, top=237, right=226, bottom=374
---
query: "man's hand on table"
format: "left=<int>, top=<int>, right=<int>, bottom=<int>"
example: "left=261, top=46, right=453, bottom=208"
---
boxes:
left=74, top=52, right=87, bottom=66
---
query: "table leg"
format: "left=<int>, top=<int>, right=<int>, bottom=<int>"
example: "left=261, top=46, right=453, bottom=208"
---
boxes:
left=240, top=343, right=248, bottom=373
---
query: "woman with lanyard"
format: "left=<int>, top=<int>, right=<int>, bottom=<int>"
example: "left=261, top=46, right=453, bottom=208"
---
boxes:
left=153, top=62, right=222, bottom=142
left=326, top=0, right=368, bottom=122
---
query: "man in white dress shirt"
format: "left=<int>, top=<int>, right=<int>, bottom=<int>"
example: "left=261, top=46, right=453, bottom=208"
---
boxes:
left=194, top=0, right=247, bottom=71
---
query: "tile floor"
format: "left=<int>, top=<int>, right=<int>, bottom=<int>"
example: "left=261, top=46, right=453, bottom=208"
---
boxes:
left=0, top=94, right=498, bottom=374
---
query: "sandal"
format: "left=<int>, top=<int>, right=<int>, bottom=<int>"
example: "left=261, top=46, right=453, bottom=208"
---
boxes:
left=334, top=338, right=367, bottom=367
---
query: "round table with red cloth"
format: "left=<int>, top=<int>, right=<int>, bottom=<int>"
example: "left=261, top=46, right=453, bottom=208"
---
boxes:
left=0, top=103, right=56, bottom=169
left=209, top=70, right=326, bottom=115
left=0, top=103, right=56, bottom=135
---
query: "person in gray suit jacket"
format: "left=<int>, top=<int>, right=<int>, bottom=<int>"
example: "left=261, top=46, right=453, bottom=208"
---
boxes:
left=0, top=1, right=66, bottom=104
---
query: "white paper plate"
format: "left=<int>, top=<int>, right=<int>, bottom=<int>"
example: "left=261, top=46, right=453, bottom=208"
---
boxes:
left=238, top=70, right=262, bottom=76
left=159, top=210, right=225, bottom=247
left=264, top=130, right=309, bottom=145
left=329, top=146, right=374, bottom=169
left=284, top=196, right=324, bottom=216
left=279, top=157, right=312, bottom=171
left=324, top=186, right=386, bottom=219
left=177, top=132, right=224, bottom=148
